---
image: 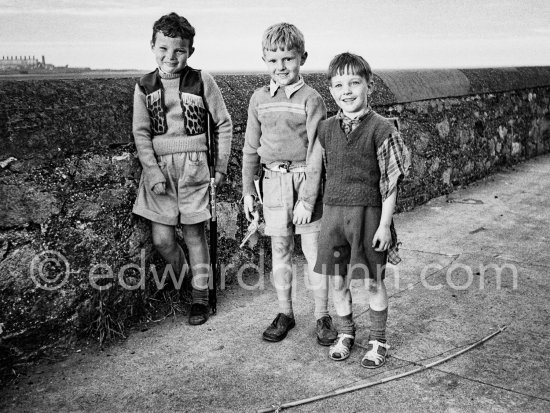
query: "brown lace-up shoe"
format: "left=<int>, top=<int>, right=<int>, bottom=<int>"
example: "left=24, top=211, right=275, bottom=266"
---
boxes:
left=316, top=315, right=338, bottom=346
left=188, top=303, right=209, bottom=326
left=262, top=313, right=295, bottom=342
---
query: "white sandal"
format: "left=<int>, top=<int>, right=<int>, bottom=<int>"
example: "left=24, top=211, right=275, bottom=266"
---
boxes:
left=329, top=333, right=355, bottom=361
left=361, top=339, right=390, bottom=368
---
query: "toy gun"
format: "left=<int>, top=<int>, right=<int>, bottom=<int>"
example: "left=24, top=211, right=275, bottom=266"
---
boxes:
left=240, top=174, right=265, bottom=248
left=240, top=210, right=265, bottom=248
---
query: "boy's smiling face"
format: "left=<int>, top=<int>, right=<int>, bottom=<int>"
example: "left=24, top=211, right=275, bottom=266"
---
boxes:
left=263, top=48, right=307, bottom=87
left=329, top=71, right=373, bottom=118
left=151, top=32, right=194, bottom=74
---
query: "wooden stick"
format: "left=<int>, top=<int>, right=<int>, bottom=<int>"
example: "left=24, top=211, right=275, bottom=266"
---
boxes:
left=258, top=326, right=507, bottom=413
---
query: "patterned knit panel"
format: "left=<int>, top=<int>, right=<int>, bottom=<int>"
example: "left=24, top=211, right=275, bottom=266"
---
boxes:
left=180, top=92, right=206, bottom=136
left=145, top=89, right=167, bottom=135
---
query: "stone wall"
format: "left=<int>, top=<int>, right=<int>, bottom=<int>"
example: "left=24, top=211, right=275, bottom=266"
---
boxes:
left=1, top=67, right=549, bottom=371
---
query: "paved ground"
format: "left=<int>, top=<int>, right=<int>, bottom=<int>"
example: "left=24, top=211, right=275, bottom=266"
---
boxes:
left=1, top=154, right=550, bottom=412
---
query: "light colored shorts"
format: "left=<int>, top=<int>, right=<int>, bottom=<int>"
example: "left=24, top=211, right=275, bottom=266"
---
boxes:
left=133, top=151, right=211, bottom=226
left=262, top=169, right=323, bottom=237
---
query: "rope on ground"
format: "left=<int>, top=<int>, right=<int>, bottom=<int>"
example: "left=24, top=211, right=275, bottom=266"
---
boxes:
left=257, top=325, right=507, bottom=413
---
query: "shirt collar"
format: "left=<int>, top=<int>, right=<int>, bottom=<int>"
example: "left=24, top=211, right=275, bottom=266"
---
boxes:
left=269, top=76, right=305, bottom=98
left=336, top=107, right=372, bottom=122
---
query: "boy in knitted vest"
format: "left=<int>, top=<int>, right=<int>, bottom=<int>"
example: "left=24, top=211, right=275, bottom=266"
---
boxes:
left=303, top=53, right=409, bottom=366
left=132, top=13, right=232, bottom=325
left=242, top=23, right=337, bottom=345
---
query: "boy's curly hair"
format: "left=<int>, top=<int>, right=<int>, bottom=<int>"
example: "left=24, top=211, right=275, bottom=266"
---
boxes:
left=262, top=22, right=305, bottom=55
left=152, top=12, right=196, bottom=47
left=327, top=52, right=373, bottom=83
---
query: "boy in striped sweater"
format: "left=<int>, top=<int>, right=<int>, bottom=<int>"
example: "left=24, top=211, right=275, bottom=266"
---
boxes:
left=242, top=23, right=337, bottom=345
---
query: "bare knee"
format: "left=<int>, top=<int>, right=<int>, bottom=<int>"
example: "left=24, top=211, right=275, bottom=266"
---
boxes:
left=152, top=232, right=176, bottom=253
left=182, top=223, right=206, bottom=249
left=368, top=279, right=382, bottom=294
left=331, top=275, right=347, bottom=291
left=271, top=237, right=293, bottom=259
left=300, top=233, right=318, bottom=263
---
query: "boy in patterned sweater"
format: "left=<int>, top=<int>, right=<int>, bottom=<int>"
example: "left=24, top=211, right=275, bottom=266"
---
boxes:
left=132, top=12, right=232, bottom=325
left=303, top=52, right=409, bottom=366
left=242, top=23, right=337, bottom=345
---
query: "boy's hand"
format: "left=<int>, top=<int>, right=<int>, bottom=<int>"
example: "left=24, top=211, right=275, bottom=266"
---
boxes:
left=372, top=224, right=392, bottom=252
left=152, top=182, right=166, bottom=195
left=214, top=172, right=226, bottom=187
left=243, top=195, right=256, bottom=222
left=292, top=200, right=312, bottom=225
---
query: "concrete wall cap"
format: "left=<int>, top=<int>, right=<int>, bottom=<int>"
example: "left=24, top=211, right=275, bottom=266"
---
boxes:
left=375, top=69, right=471, bottom=103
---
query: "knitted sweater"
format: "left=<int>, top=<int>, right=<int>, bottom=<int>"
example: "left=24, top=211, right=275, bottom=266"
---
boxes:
left=303, top=110, right=397, bottom=207
left=133, top=67, right=232, bottom=189
left=241, top=83, right=326, bottom=199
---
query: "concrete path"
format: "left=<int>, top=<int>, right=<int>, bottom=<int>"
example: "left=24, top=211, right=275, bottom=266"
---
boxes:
left=2, top=155, right=550, bottom=412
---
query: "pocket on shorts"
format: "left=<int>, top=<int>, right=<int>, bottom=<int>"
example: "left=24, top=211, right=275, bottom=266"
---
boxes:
left=188, top=151, right=204, bottom=166
left=262, top=172, right=283, bottom=208
left=184, top=153, right=209, bottom=185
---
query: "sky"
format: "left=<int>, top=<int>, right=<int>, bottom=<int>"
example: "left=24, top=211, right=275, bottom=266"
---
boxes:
left=0, top=0, right=549, bottom=72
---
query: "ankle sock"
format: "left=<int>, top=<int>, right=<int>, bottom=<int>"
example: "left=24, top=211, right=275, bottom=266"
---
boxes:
left=313, top=296, right=329, bottom=320
left=278, top=299, right=294, bottom=318
left=309, top=271, right=329, bottom=320
left=191, top=287, right=208, bottom=306
left=369, top=307, right=388, bottom=342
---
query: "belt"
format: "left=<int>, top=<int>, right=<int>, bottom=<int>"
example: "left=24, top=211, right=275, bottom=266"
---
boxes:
left=263, top=161, right=307, bottom=174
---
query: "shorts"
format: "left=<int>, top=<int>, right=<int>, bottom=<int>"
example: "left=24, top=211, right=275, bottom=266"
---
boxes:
left=262, top=168, right=323, bottom=237
left=133, top=151, right=211, bottom=226
left=314, top=204, right=387, bottom=280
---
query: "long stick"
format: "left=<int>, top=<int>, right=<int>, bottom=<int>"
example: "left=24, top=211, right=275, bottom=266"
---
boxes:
left=258, top=326, right=507, bottom=413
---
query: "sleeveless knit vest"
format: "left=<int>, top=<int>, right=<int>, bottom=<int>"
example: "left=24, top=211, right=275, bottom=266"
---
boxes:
left=321, top=111, right=396, bottom=206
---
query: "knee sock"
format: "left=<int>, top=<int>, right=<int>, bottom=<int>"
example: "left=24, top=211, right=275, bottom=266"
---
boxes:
left=369, top=307, right=388, bottom=342
left=336, top=314, right=356, bottom=336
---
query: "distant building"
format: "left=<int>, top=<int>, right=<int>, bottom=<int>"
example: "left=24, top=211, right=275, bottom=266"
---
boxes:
left=0, top=55, right=54, bottom=71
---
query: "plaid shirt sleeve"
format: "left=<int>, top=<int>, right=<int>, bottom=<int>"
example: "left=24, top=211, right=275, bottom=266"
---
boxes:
left=377, top=130, right=410, bottom=202
left=377, top=130, right=411, bottom=265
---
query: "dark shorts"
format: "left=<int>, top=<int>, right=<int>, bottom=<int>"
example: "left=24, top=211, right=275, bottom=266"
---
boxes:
left=314, top=204, right=387, bottom=280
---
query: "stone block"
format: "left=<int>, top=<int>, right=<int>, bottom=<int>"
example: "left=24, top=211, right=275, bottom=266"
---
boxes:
left=0, top=245, right=39, bottom=292
left=217, top=201, right=240, bottom=240
left=429, top=157, right=441, bottom=174
left=0, top=185, right=60, bottom=228
left=436, top=118, right=450, bottom=138
left=73, top=155, right=112, bottom=183
left=442, top=168, right=452, bottom=185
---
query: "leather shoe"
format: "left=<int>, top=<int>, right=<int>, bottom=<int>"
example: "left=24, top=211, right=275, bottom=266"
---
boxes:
left=189, top=303, right=209, bottom=326
left=262, top=313, right=295, bottom=342
left=316, top=315, right=338, bottom=346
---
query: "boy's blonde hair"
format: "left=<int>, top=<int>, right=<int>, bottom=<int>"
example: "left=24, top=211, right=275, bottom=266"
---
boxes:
left=262, top=23, right=305, bottom=55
